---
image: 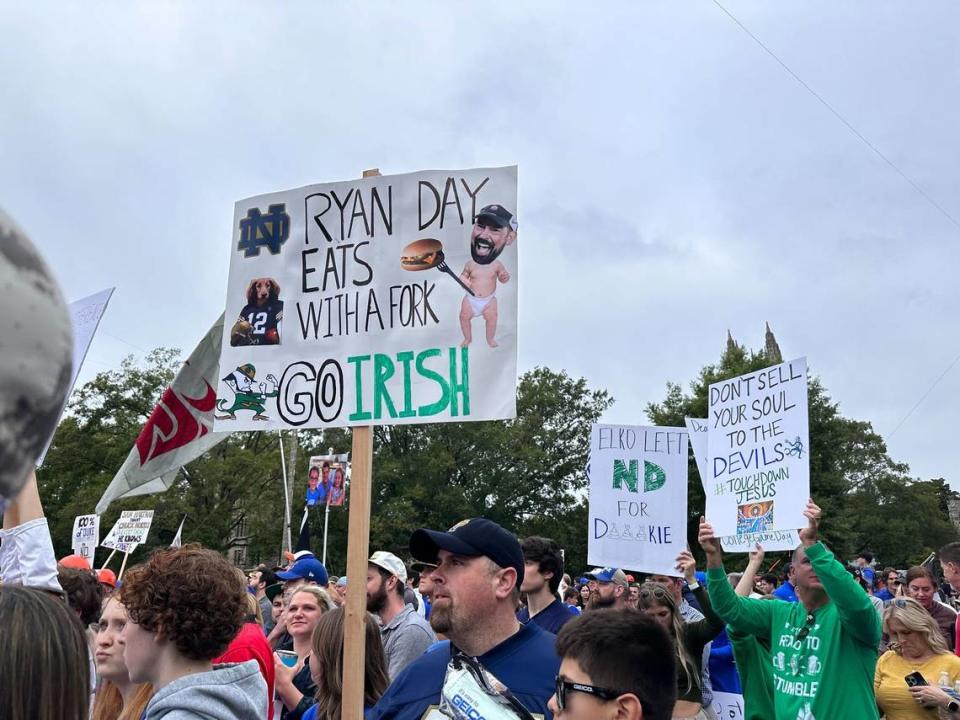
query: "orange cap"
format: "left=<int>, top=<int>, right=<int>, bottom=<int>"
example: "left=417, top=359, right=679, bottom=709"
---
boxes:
left=98, top=569, right=118, bottom=588
left=59, top=554, right=91, bottom=570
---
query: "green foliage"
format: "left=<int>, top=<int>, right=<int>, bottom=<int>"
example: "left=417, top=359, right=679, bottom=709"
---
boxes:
left=367, top=367, right=612, bottom=575
left=37, top=336, right=957, bottom=578
left=37, top=357, right=610, bottom=578
left=646, top=338, right=959, bottom=569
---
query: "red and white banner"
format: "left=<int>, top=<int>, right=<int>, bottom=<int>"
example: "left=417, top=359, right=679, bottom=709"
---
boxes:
left=95, top=315, right=231, bottom=513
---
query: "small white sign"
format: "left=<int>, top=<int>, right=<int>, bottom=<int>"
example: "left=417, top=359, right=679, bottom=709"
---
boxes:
left=101, top=510, right=154, bottom=554
left=71, top=514, right=100, bottom=561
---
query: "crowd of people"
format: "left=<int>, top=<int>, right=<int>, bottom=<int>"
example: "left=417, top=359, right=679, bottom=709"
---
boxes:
left=9, top=476, right=960, bottom=720
left=2, top=366, right=960, bottom=720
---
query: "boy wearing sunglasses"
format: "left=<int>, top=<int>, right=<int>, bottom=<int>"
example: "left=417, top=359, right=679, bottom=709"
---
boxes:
left=549, top=608, right=676, bottom=720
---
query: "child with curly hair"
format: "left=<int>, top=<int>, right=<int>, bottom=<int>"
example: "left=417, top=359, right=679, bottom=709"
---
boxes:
left=118, top=544, right=267, bottom=719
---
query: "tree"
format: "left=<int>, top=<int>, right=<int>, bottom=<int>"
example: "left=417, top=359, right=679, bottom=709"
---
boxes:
left=38, top=350, right=290, bottom=568
left=364, top=367, right=612, bottom=575
left=38, top=354, right=611, bottom=577
left=646, top=331, right=958, bottom=568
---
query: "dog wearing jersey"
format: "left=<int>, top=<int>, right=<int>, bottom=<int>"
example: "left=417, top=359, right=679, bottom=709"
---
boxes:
left=231, top=278, right=284, bottom=346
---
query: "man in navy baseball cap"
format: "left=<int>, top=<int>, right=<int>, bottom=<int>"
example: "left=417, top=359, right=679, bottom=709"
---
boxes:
left=276, top=556, right=328, bottom=589
left=409, top=517, right=525, bottom=585
left=369, top=518, right=559, bottom=720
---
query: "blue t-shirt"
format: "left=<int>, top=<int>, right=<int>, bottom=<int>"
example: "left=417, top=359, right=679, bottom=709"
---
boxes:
left=306, top=485, right=327, bottom=506
left=366, top=622, right=559, bottom=720
left=771, top=581, right=798, bottom=603
left=517, top=599, right=577, bottom=635
left=875, top=588, right=894, bottom=602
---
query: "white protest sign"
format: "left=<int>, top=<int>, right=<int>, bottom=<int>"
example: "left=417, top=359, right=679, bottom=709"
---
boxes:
left=685, top=417, right=800, bottom=553
left=710, top=691, right=745, bottom=720
left=214, top=167, right=519, bottom=431
left=71, top=514, right=99, bottom=562
left=719, top=528, right=800, bottom=553
left=706, top=358, right=809, bottom=537
left=37, top=287, right=114, bottom=465
left=588, top=424, right=688, bottom=575
left=101, top=510, right=154, bottom=554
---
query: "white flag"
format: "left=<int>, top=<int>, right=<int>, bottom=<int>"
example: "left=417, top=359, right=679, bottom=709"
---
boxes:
left=38, top=288, right=114, bottom=465
left=170, top=516, right=186, bottom=548
left=96, top=315, right=231, bottom=513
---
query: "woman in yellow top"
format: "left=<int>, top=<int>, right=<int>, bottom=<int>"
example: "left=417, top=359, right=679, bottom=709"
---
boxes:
left=875, top=597, right=960, bottom=719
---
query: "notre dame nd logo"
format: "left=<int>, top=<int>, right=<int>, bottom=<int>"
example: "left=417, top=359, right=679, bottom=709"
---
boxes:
left=237, top=204, right=290, bottom=257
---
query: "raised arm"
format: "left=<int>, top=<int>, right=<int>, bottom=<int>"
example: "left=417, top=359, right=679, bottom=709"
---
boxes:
left=735, top=544, right=765, bottom=597
left=799, top=500, right=881, bottom=648
left=676, top=550, right=725, bottom=644
left=699, top=517, right=775, bottom=639
left=0, top=471, right=62, bottom=592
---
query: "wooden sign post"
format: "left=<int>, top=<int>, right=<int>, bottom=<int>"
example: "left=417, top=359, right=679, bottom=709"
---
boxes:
left=341, top=168, right=380, bottom=720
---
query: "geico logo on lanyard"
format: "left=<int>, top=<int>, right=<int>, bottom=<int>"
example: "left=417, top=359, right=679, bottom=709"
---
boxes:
left=451, top=694, right=487, bottom=720
left=439, top=652, right=536, bottom=720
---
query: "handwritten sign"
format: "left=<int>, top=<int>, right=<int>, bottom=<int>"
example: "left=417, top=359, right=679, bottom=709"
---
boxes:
left=214, top=167, right=519, bottom=431
left=101, top=510, right=154, bottom=554
left=706, top=358, right=809, bottom=537
left=710, top=691, right=745, bottom=720
left=588, top=424, right=688, bottom=575
left=686, top=417, right=800, bottom=552
left=71, top=514, right=99, bottom=562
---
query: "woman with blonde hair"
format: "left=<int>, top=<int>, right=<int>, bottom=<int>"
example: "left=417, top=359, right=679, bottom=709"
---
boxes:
left=91, top=597, right=153, bottom=720
left=274, top=585, right=336, bottom=720
left=637, top=551, right=725, bottom=720
left=875, top=597, right=960, bottom=718
left=303, top=608, right=390, bottom=719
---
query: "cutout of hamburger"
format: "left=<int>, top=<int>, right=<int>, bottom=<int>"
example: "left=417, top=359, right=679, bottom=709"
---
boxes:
left=399, top=238, right=475, bottom=295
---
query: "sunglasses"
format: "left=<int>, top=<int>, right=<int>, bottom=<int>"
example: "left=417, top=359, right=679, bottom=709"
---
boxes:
left=796, top=613, right=816, bottom=642
left=554, top=677, right=625, bottom=711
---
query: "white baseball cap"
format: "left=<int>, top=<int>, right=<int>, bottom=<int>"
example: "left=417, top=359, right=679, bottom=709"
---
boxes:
left=369, top=551, right=407, bottom=583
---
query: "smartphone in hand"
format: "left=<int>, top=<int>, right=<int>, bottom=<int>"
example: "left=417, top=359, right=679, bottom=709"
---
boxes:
left=904, top=671, right=928, bottom=688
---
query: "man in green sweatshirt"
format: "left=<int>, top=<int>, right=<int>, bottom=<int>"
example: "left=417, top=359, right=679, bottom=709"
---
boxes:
left=699, top=501, right=881, bottom=720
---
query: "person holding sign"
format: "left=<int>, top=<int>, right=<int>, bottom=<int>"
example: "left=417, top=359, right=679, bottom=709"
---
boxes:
left=637, top=551, right=724, bottom=720
left=700, top=501, right=882, bottom=720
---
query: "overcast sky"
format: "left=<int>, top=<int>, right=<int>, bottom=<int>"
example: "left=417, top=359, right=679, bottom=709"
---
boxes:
left=3, top=2, right=959, bottom=486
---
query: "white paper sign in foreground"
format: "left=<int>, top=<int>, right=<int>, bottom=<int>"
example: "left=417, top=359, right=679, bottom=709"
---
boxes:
left=215, top=166, right=519, bottom=431
left=705, top=358, right=809, bottom=537
left=72, top=514, right=100, bottom=561
left=685, top=417, right=800, bottom=553
left=101, top=510, right=154, bottom=554
left=588, top=424, right=688, bottom=576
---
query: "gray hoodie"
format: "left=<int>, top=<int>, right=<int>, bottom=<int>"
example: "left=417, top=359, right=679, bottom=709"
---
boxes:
left=145, top=660, right=267, bottom=720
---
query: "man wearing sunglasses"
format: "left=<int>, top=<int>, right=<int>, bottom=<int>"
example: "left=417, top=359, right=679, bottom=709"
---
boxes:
left=699, top=500, right=882, bottom=720
left=549, top=609, right=676, bottom=720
